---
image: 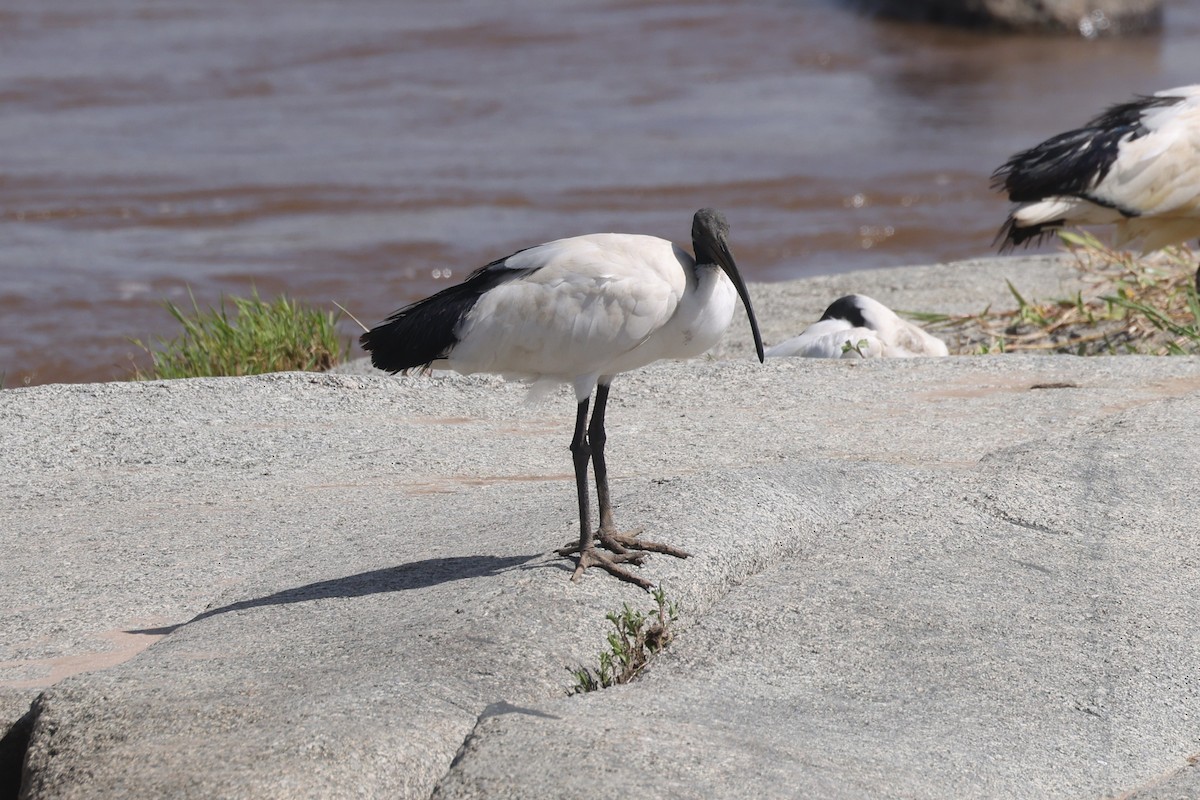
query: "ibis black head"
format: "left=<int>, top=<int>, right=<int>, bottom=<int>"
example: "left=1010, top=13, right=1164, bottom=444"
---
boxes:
left=818, top=295, right=871, bottom=329
left=691, top=208, right=765, bottom=363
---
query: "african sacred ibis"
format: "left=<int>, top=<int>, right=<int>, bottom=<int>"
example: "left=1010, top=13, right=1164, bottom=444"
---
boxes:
left=765, top=294, right=948, bottom=359
left=361, top=208, right=765, bottom=589
left=993, top=85, right=1200, bottom=289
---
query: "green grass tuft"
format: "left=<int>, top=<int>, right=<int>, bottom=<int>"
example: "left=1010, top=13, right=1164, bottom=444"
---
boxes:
left=131, top=289, right=351, bottom=380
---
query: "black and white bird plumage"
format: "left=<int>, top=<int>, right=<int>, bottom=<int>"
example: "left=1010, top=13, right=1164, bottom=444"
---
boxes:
left=362, top=209, right=765, bottom=589
left=765, top=294, right=948, bottom=359
left=993, top=85, right=1200, bottom=261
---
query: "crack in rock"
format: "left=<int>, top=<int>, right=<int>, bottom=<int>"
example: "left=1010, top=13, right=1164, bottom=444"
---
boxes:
left=0, top=704, right=36, bottom=800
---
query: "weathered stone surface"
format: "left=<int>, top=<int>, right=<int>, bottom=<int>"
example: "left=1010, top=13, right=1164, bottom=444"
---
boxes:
left=3, top=255, right=1198, bottom=798
left=433, top=368, right=1200, bottom=799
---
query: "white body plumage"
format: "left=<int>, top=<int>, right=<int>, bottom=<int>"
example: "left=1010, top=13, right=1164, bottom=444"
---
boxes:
left=450, top=233, right=741, bottom=400
left=766, top=294, right=948, bottom=359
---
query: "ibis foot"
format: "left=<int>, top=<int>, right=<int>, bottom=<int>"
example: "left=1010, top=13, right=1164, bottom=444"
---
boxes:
left=597, top=528, right=690, bottom=559
left=555, top=537, right=645, bottom=558
left=556, top=528, right=689, bottom=590
left=556, top=529, right=689, bottom=559
left=568, top=545, right=654, bottom=590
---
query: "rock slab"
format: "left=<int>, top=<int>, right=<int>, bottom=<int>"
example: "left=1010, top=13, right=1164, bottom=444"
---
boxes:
left=3, top=256, right=1199, bottom=798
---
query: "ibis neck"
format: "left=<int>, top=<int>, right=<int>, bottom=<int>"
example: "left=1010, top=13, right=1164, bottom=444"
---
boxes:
left=694, top=262, right=731, bottom=300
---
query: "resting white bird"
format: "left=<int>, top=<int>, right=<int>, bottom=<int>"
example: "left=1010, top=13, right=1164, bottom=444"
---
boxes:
left=993, top=84, right=1200, bottom=289
left=361, top=209, right=765, bottom=589
left=766, top=294, right=948, bottom=359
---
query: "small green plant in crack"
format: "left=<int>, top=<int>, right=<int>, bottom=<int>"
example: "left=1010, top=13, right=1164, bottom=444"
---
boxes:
left=569, top=587, right=679, bottom=695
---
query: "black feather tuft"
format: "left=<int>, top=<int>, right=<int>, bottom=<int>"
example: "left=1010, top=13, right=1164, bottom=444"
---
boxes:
left=993, top=214, right=1063, bottom=252
left=992, top=93, right=1184, bottom=203
left=360, top=254, right=539, bottom=374
left=818, top=296, right=870, bottom=328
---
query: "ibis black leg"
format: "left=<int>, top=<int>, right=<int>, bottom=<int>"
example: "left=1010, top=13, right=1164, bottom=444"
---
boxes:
left=588, top=383, right=618, bottom=538
left=590, top=383, right=690, bottom=560
left=555, top=385, right=689, bottom=588
left=556, top=395, right=649, bottom=588
left=569, top=397, right=595, bottom=555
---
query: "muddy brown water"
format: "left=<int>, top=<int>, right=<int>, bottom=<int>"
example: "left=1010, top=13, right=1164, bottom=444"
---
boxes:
left=2, top=0, right=1198, bottom=386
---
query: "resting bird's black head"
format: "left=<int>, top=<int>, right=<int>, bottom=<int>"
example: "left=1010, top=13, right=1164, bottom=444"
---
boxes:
left=818, top=295, right=871, bottom=329
left=691, top=208, right=765, bottom=363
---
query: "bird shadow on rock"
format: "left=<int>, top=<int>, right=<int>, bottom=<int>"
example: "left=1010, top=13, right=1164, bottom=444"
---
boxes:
left=126, top=554, right=541, bottom=637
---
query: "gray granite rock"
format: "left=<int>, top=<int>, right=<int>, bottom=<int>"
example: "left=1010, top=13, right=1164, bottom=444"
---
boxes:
left=3, top=255, right=1198, bottom=798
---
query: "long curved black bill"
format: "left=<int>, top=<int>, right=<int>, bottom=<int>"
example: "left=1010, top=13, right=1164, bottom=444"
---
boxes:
left=716, top=245, right=764, bottom=363
left=692, top=208, right=765, bottom=363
